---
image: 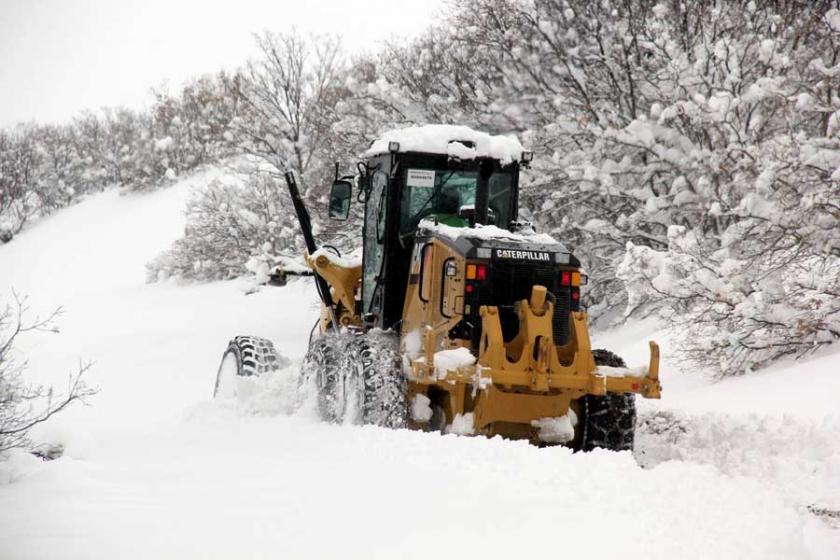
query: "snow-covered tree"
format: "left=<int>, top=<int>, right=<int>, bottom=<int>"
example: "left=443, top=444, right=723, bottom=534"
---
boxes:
left=149, top=73, right=242, bottom=181
left=70, top=111, right=111, bottom=193
left=146, top=32, right=363, bottom=283
left=609, top=2, right=840, bottom=374
left=35, top=124, right=87, bottom=210
left=226, top=31, right=347, bottom=197
left=405, top=0, right=840, bottom=372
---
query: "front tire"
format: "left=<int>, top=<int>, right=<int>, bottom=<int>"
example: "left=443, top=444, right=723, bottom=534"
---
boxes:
left=578, top=349, right=637, bottom=452
left=214, top=335, right=283, bottom=398
left=301, top=333, right=346, bottom=422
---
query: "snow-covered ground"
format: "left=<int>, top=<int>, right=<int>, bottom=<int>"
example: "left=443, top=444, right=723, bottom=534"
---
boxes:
left=1, top=174, right=838, bottom=559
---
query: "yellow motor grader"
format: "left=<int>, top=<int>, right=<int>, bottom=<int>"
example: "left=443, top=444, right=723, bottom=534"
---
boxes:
left=216, top=125, right=661, bottom=450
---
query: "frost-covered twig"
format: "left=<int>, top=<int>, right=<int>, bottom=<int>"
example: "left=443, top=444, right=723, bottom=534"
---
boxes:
left=0, top=295, right=97, bottom=453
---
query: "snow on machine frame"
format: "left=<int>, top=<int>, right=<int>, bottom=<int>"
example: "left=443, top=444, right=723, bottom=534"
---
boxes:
left=217, top=125, right=661, bottom=450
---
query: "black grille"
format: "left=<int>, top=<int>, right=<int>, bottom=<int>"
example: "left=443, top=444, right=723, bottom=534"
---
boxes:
left=466, top=260, right=571, bottom=348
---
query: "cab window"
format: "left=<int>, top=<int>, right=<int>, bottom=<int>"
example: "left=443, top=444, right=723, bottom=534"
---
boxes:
left=399, top=168, right=513, bottom=234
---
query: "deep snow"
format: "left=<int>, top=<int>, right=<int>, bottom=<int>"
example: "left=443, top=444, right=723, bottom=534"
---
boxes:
left=0, top=173, right=838, bottom=559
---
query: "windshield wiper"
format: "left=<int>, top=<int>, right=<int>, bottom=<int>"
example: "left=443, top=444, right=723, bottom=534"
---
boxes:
left=398, top=171, right=460, bottom=247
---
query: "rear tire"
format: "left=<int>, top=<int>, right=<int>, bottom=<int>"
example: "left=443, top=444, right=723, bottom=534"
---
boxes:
left=578, top=349, right=637, bottom=452
left=214, top=335, right=282, bottom=398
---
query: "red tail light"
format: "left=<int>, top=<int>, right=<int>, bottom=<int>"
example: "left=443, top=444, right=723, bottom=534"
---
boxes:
left=561, top=271, right=572, bottom=286
left=476, top=264, right=487, bottom=281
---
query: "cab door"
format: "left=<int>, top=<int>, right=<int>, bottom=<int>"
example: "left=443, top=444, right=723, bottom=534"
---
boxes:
left=362, top=169, right=389, bottom=318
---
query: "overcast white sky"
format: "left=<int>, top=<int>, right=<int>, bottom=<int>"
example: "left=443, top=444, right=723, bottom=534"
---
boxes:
left=0, top=0, right=444, bottom=126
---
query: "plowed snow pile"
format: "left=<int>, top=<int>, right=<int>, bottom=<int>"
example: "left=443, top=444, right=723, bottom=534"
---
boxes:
left=0, top=173, right=837, bottom=559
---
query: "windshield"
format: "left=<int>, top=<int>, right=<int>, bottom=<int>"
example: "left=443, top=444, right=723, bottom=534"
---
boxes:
left=399, top=168, right=513, bottom=235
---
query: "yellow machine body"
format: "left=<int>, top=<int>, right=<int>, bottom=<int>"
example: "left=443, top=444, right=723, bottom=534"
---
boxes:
left=305, top=234, right=661, bottom=443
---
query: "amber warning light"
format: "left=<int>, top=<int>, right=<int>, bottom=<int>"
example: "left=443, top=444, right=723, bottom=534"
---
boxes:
left=466, top=264, right=487, bottom=280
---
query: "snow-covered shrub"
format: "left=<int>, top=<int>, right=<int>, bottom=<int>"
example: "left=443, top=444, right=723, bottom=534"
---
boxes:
left=147, top=172, right=303, bottom=282
left=146, top=31, right=367, bottom=283
left=0, top=127, right=45, bottom=238
left=1, top=120, right=108, bottom=239
left=0, top=71, right=249, bottom=239
left=144, top=74, right=242, bottom=189
left=33, top=124, right=90, bottom=211
left=148, top=164, right=365, bottom=283
left=602, top=2, right=840, bottom=374
left=619, top=146, right=840, bottom=375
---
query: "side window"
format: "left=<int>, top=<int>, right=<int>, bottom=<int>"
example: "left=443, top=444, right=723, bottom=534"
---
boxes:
left=376, top=177, right=387, bottom=242
left=488, top=173, right=513, bottom=228
left=419, top=243, right=432, bottom=303
left=363, top=171, right=388, bottom=313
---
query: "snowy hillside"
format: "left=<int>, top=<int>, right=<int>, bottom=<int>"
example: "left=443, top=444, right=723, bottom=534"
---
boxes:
left=0, top=174, right=838, bottom=559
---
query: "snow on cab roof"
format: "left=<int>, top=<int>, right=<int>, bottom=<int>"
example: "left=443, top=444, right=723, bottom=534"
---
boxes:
left=363, top=124, right=526, bottom=165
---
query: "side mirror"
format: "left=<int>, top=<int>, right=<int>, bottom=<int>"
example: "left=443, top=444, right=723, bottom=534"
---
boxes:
left=328, top=179, right=352, bottom=220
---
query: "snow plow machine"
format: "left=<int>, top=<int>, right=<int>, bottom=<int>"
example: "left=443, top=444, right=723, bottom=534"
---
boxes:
left=216, top=125, right=661, bottom=450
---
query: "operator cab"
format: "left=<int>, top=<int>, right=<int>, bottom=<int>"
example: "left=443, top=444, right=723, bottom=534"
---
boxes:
left=327, top=125, right=572, bottom=334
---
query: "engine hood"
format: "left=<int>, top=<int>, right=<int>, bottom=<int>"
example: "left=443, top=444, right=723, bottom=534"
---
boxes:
left=415, top=219, right=579, bottom=266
